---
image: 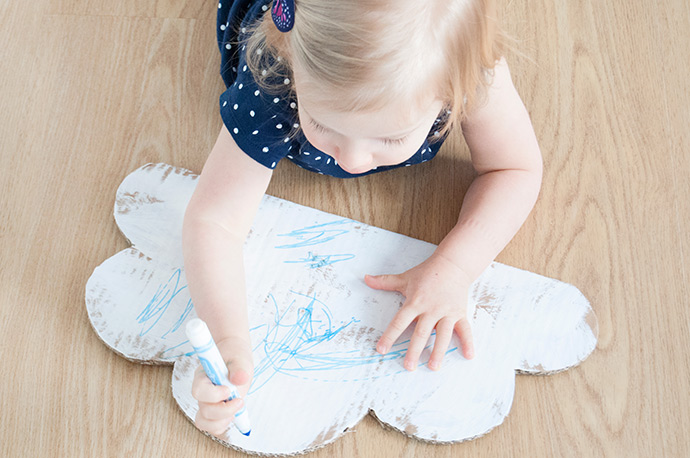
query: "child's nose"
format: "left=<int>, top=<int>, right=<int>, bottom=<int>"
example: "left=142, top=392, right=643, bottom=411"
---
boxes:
left=332, top=139, right=373, bottom=174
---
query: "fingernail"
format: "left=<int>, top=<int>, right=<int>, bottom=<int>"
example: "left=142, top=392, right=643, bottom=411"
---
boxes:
left=377, top=343, right=388, bottom=354
left=404, top=361, right=415, bottom=371
left=429, top=361, right=439, bottom=370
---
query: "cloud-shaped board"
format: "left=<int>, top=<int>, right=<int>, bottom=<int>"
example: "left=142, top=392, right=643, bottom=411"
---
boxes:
left=85, top=163, right=598, bottom=456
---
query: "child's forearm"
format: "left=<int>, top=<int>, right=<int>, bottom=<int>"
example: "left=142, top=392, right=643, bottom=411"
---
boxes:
left=182, top=218, right=252, bottom=352
left=434, top=167, right=542, bottom=282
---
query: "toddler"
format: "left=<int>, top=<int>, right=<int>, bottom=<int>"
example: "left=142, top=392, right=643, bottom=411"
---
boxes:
left=183, top=0, right=543, bottom=436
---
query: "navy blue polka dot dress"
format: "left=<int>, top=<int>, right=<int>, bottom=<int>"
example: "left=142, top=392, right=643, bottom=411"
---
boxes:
left=217, top=0, right=448, bottom=178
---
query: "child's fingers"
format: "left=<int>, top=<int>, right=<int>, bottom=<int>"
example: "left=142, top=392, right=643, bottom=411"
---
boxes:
left=198, top=397, right=244, bottom=422
left=194, top=387, right=245, bottom=435
left=454, top=318, right=475, bottom=359
left=376, top=306, right=417, bottom=354
left=191, top=366, right=231, bottom=403
left=195, top=412, right=233, bottom=437
left=428, top=318, right=455, bottom=370
left=403, top=317, right=436, bottom=371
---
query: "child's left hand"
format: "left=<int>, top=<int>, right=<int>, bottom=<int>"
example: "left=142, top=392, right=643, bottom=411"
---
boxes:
left=365, top=253, right=475, bottom=371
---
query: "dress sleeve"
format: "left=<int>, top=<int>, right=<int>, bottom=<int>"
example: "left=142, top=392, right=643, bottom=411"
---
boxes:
left=219, top=45, right=297, bottom=170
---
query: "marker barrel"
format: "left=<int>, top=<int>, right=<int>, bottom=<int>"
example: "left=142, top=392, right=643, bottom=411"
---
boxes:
left=185, top=318, right=252, bottom=436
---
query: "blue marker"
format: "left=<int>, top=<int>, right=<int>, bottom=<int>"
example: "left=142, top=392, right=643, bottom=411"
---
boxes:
left=185, top=318, right=252, bottom=436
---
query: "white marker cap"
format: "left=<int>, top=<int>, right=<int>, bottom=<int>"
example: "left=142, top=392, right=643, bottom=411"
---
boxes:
left=186, top=318, right=212, bottom=348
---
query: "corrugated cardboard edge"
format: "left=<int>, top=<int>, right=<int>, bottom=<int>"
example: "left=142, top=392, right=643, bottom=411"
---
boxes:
left=83, top=311, right=175, bottom=367
left=367, top=409, right=500, bottom=445
left=170, top=385, right=359, bottom=457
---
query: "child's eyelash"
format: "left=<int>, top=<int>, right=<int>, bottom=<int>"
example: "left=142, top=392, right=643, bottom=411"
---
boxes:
left=310, top=118, right=406, bottom=146
left=382, top=136, right=407, bottom=146
left=309, top=119, right=329, bottom=133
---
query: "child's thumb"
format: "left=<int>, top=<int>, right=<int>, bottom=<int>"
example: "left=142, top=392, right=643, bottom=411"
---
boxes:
left=229, top=367, right=251, bottom=387
left=227, top=360, right=253, bottom=396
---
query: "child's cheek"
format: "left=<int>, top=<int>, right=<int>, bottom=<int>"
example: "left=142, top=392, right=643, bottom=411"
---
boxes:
left=303, top=128, right=333, bottom=155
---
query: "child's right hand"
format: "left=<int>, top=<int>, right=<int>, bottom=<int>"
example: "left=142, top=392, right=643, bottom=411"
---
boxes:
left=191, top=337, right=254, bottom=436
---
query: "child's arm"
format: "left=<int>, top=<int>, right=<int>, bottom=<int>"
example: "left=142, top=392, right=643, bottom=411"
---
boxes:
left=182, top=124, right=273, bottom=435
left=366, top=58, right=543, bottom=370
left=441, top=58, right=543, bottom=280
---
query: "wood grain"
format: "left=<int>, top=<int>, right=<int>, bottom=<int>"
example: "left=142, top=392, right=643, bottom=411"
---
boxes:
left=1, top=0, right=689, bottom=457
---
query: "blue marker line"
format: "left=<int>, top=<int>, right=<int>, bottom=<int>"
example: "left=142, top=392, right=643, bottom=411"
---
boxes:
left=275, top=220, right=352, bottom=248
left=284, top=252, right=355, bottom=269
left=185, top=319, right=252, bottom=436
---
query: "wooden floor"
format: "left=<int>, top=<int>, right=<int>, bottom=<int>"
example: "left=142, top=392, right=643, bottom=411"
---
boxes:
left=2, top=0, right=689, bottom=456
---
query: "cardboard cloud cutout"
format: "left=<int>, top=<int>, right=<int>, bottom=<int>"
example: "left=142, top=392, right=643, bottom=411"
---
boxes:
left=85, top=163, right=598, bottom=455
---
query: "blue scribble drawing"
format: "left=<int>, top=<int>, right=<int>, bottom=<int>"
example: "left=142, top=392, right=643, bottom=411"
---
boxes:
left=138, top=268, right=194, bottom=340
left=137, top=268, right=458, bottom=374
left=284, top=251, right=355, bottom=269
left=248, top=290, right=458, bottom=394
left=249, top=290, right=359, bottom=393
left=275, top=220, right=352, bottom=248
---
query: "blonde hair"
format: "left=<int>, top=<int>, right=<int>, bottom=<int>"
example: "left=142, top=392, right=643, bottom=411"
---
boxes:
left=244, top=0, right=507, bottom=139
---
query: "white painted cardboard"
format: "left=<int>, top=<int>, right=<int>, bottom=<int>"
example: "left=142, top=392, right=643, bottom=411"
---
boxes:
left=85, top=163, right=598, bottom=455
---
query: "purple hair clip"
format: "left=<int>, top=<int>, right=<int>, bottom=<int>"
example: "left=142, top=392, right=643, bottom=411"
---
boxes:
left=272, top=0, right=295, bottom=32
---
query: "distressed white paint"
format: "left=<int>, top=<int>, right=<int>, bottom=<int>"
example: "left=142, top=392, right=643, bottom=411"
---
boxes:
left=85, top=163, right=598, bottom=455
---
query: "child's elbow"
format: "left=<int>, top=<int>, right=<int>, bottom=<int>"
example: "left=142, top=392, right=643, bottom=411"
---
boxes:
left=182, top=192, right=214, bottom=245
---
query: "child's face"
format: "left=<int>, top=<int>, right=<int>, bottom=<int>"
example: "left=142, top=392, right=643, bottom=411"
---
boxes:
left=294, top=73, right=444, bottom=175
